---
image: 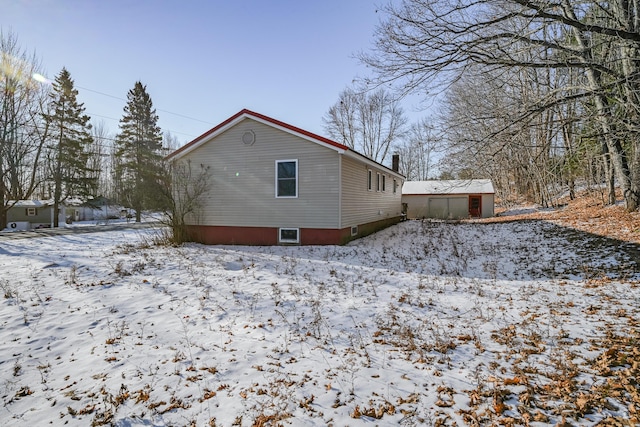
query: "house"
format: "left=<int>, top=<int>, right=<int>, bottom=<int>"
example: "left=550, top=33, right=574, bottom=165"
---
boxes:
left=166, top=109, right=405, bottom=245
left=5, top=200, right=65, bottom=230
left=402, top=179, right=495, bottom=219
left=3, top=198, right=125, bottom=231
left=64, top=198, right=95, bottom=222
left=65, top=196, right=120, bottom=221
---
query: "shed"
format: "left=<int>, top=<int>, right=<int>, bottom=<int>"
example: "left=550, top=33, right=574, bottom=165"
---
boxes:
left=402, top=179, right=495, bottom=219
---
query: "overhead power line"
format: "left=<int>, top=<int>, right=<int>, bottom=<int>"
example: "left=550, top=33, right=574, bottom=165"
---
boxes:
left=76, top=85, right=216, bottom=126
left=87, top=112, right=197, bottom=138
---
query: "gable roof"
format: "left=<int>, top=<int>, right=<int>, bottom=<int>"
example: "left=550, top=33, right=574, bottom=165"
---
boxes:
left=165, top=109, right=404, bottom=178
left=8, top=200, right=55, bottom=208
left=402, top=179, right=495, bottom=195
left=167, top=109, right=348, bottom=160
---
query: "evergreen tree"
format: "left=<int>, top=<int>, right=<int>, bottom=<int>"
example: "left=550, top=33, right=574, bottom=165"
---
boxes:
left=113, top=82, right=165, bottom=222
left=43, top=67, right=94, bottom=227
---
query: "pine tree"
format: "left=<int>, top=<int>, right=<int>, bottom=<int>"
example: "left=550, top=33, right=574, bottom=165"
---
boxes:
left=43, top=67, right=94, bottom=227
left=113, top=82, right=165, bottom=222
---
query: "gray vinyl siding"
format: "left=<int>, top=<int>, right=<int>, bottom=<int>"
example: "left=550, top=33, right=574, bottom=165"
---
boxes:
left=7, top=206, right=57, bottom=225
left=179, top=118, right=341, bottom=228
left=340, top=156, right=403, bottom=228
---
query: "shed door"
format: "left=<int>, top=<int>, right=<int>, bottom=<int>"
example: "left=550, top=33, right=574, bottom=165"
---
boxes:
left=449, top=197, right=468, bottom=218
left=428, top=197, right=468, bottom=219
left=428, top=198, right=449, bottom=219
left=469, top=195, right=481, bottom=217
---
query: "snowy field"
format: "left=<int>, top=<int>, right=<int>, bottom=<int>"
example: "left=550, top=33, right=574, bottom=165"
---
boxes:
left=0, top=220, right=638, bottom=426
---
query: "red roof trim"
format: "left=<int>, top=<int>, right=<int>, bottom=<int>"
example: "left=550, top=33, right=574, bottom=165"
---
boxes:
left=166, top=109, right=349, bottom=160
left=242, top=109, right=349, bottom=151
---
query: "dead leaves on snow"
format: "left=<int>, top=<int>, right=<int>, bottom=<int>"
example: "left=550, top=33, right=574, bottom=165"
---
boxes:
left=492, top=188, right=640, bottom=244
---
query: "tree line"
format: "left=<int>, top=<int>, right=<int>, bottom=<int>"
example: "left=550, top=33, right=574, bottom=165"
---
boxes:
left=0, top=30, right=172, bottom=229
left=322, top=84, right=440, bottom=181
left=353, top=0, right=640, bottom=211
left=7, top=0, right=640, bottom=230
left=1, top=27, right=444, bottom=235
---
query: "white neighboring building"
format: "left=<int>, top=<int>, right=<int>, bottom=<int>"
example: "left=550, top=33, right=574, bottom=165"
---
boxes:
left=64, top=197, right=122, bottom=221
left=402, top=179, right=495, bottom=219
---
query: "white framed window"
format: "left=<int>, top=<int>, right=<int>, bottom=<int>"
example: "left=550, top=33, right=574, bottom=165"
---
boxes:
left=393, top=179, right=398, bottom=194
left=26, top=207, right=37, bottom=216
left=382, top=175, right=386, bottom=192
left=279, top=228, right=299, bottom=244
left=351, top=226, right=358, bottom=236
left=376, top=173, right=381, bottom=192
left=367, top=169, right=373, bottom=191
left=276, top=159, right=298, bottom=198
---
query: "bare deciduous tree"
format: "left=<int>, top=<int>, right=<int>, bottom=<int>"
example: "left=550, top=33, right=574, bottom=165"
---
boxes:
left=396, top=117, right=439, bottom=180
left=323, top=86, right=407, bottom=164
left=89, top=120, right=113, bottom=198
left=360, top=0, right=640, bottom=210
left=162, top=131, right=181, bottom=153
left=161, top=159, right=211, bottom=244
left=1, top=30, right=49, bottom=229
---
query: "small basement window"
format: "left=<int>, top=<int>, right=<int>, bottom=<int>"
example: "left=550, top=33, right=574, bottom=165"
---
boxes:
left=351, top=226, right=358, bottom=236
left=279, top=228, right=299, bottom=244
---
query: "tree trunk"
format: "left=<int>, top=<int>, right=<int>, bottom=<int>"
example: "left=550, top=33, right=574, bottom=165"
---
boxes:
left=593, top=94, right=636, bottom=209
left=603, top=143, right=616, bottom=205
left=53, top=126, right=63, bottom=228
left=563, top=0, right=637, bottom=210
left=0, top=193, right=6, bottom=230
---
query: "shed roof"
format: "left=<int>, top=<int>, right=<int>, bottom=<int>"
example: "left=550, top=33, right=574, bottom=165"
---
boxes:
left=402, top=179, right=495, bottom=195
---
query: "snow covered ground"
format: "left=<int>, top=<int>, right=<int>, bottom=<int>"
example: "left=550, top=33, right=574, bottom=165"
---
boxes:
left=1, top=214, right=161, bottom=234
left=0, top=220, right=638, bottom=426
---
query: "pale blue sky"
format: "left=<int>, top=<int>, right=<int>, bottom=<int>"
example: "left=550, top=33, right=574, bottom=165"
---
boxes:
left=2, top=0, right=415, bottom=145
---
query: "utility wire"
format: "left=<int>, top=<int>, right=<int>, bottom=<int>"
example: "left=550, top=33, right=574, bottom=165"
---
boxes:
left=87, top=111, right=197, bottom=138
left=76, top=85, right=216, bottom=126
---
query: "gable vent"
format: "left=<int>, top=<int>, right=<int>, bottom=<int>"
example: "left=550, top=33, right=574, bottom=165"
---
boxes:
left=242, top=130, right=256, bottom=145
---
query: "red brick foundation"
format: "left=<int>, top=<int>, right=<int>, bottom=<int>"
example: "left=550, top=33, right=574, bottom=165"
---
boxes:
left=184, top=217, right=402, bottom=246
